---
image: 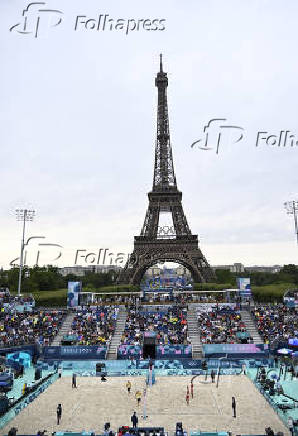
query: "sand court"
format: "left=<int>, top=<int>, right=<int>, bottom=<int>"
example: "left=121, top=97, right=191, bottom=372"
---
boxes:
left=1, top=375, right=289, bottom=435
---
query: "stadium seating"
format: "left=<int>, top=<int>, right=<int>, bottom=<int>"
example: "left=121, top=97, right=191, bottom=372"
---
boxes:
left=252, top=304, right=298, bottom=344
left=121, top=306, right=189, bottom=346
left=69, top=306, right=118, bottom=346
left=0, top=310, right=67, bottom=347
left=196, top=306, right=251, bottom=344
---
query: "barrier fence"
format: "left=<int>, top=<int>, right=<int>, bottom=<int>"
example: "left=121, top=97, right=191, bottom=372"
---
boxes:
left=43, top=346, right=107, bottom=360
left=0, top=344, right=274, bottom=361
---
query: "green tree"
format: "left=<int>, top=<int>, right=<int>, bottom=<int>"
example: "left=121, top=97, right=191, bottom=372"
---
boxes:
left=215, top=269, right=234, bottom=285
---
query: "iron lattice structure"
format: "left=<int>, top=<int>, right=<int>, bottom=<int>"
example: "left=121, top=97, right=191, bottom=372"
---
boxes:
left=118, top=55, right=215, bottom=285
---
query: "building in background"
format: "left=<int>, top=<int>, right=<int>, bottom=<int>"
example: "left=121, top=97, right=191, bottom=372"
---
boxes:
left=212, top=263, right=282, bottom=274
left=213, top=263, right=244, bottom=273
left=245, top=265, right=282, bottom=273
left=230, top=263, right=245, bottom=273
left=58, top=263, right=284, bottom=278
left=58, top=265, right=121, bottom=277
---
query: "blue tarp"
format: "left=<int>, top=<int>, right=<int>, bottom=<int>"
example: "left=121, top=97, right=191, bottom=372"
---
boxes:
left=6, top=351, right=31, bottom=368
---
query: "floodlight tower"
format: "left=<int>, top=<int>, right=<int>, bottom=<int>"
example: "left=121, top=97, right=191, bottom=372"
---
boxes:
left=15, top=208, right=35, bottom=296
left=284, top=200, right=298, bottom=245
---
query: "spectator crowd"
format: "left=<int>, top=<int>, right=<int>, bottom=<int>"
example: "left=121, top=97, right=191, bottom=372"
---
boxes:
left=0, top=309, right=67, bottom=347
left=68, top=306, right=119, bottom=345
left=252, top=304, right=298, bottom=344
left=1, top=290, right=297, bottom=350
left=197, top=307, right=251, bottom=344
left=120, top=305, right=189, bottom=346
left=0, top=290, right=35, bottom=308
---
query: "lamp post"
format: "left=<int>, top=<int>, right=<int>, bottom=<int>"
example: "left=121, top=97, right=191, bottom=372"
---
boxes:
left=15, top=208, right=35, bottom=296
left=284, top=201, right=298, bottom=245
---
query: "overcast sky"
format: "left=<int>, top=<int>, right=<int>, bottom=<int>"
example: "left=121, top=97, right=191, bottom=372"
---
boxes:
left=0, top=0, right=298, bottom=270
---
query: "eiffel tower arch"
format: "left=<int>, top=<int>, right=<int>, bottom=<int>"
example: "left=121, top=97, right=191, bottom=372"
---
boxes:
left=118, top=55, right=215, bottom=285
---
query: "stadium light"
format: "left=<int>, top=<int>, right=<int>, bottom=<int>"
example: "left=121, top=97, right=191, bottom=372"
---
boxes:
left=15, top=208, right=36, bottom=296
left=284, top=200, right=298, bottom=245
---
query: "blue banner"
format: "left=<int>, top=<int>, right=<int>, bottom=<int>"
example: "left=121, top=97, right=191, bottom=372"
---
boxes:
left=237, top=278, right=251, bottom=298
left=43, top=346, right=106, bottom=360
left=289, top=338, right=298, bottom=346
left=237, top=277, right=251, bottom=290
left=117, top=345, right=192, bottom=359
left=67, top=281, right=81, bottom=308
left=203, top=343, right=269, bottom=358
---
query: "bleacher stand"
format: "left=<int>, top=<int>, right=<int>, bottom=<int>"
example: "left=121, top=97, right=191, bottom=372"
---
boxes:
left=196, top=306, right=251, bottom=344
left=68, top=306, right=119, bottom=345
left=0, top=309, right=67, bottom=346
left=252, top=304, right=298, bottom=344
left=121, top=305, right=189, bottom=346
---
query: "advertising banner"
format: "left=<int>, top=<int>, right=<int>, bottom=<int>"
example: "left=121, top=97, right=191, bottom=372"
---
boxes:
left=289, top=338, right=298, bottom=347
left=43, top=346, right=107, bottom=360
left=156, top=345, right=192, bottom=358
left=67, top=281, right=81, bottom=308
left=237, top=278, right=251, bottom=297
left=203, top=343, right=269, bottom=358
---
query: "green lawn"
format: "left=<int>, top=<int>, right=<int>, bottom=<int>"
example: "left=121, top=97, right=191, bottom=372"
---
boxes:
left=11, top=289, right=68, bottom=307
left=252, top=282, right=294, bottom=302
left=33, top=289, right=68, bottom=306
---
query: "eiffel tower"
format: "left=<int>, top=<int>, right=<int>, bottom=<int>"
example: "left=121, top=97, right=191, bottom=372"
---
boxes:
left=118, top=55, right=215, bottom=285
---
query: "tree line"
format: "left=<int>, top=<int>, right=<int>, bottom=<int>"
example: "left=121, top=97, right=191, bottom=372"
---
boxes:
left=0, top=266, right=116, bottom=293
left=215, top=264, right=298, bottom=287
left=0, top=264, right=297, bottom=294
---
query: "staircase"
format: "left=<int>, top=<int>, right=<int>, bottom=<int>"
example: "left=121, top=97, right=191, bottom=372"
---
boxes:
left=51, top=311, right=75, bottom=346
left=106, top=306, right=127, bottom=360
left=187, top=305, right=202, bottom=359
left=241, top=309, right=263, bottom=344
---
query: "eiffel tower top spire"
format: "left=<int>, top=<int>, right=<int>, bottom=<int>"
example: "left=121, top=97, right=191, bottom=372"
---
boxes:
left=153, top=54, right=177, bottom=191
